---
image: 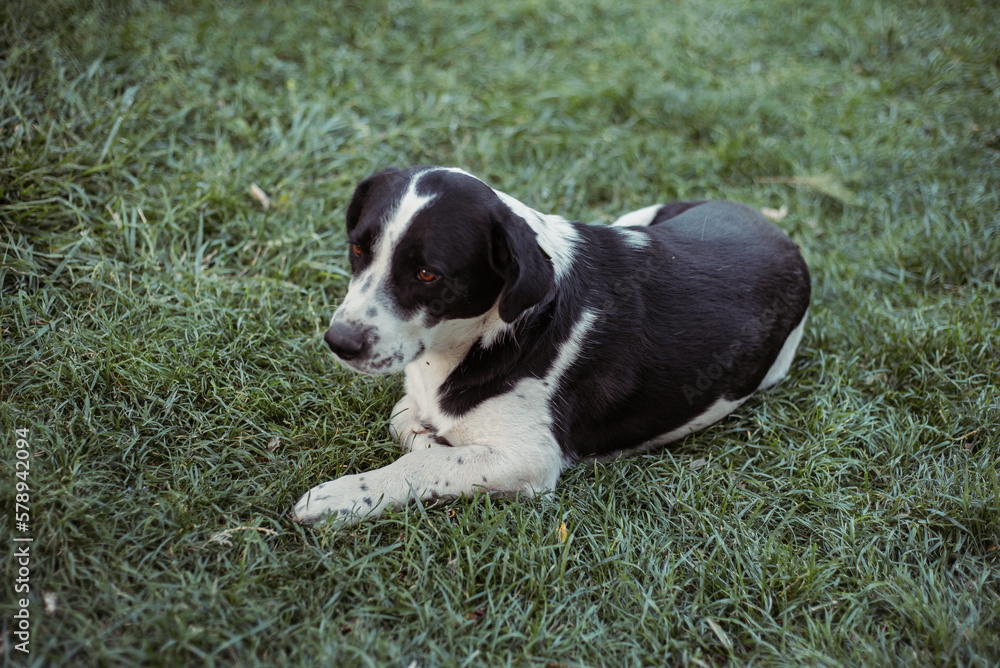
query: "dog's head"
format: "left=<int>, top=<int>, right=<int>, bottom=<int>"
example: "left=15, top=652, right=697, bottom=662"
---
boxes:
left=324, top=166, right=555, bottom=374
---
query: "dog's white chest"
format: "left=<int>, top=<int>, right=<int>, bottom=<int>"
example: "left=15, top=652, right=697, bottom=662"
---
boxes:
left=404, top=352, right=461, bottom=432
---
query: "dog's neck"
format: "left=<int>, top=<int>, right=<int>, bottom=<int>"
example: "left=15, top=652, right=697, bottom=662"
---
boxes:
left=406, top=301, right=510, bottom=394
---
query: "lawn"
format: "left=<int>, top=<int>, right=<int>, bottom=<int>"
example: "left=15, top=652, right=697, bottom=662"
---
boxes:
left=2, top=0, right=998, bottom=665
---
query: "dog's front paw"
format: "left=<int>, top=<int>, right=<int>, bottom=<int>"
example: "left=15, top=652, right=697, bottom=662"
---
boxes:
left=389, top=396, right=423, bottom=442
left=290, top=475, right=384, bottom=525
left=399, top=427, right=451, bottom=452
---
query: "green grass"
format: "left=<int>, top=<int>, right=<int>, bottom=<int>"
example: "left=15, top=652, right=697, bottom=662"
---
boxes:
left=2, top=0, right=999, bottom=665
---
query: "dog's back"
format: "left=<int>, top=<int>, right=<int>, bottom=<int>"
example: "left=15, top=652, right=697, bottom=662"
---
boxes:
left=551, top=200, right=810, bottom=460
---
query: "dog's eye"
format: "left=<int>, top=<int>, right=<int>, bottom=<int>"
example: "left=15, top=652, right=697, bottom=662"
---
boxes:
left=351, top=243, right=363, bottom=258
left=416, top=269, right=437, bottom=282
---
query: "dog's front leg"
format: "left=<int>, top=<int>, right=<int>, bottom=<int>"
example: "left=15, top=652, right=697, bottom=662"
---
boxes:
left=290, top=441, right=563, bottom=525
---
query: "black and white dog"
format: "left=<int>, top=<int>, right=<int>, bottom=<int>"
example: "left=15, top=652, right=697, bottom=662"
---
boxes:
left=292, top=166, right=810, bottom=524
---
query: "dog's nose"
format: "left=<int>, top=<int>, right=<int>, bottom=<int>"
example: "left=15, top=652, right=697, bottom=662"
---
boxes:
left=324, top=322, right=366, bottom=360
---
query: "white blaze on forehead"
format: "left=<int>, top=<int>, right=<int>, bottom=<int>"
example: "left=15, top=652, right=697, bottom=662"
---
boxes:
left=379, top=172, right=436, bottom=249
left=492, top=190, right=579, bottom=280
left=376, top=173, right=437, bottom=273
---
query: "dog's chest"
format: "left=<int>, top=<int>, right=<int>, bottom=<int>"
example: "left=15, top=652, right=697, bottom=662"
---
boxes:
left=404, top=352, right=461, bottom=432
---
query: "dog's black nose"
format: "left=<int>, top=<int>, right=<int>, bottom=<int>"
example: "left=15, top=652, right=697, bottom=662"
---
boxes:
left=324, top=322, right=366, bottom=360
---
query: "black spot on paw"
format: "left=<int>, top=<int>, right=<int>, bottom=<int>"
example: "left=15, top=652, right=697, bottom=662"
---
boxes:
left=360, top=484, right=368, bottom=492
left=364, top=497, right=373, bottom=507
left=456, top=457, right=464, bottom=465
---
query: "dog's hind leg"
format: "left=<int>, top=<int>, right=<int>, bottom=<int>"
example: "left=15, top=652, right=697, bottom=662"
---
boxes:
left=758, top=312, right=807, bottom=391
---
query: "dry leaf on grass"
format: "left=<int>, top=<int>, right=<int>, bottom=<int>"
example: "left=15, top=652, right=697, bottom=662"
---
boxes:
left=557, top=521, right=569, bottom=543
left=761, top=205, right=788, bottom=221
left=756, top=173, right=860, bottom=205
left=249, top=183, right=271, bottom=210
left=707, top=618, right=733, bottom=650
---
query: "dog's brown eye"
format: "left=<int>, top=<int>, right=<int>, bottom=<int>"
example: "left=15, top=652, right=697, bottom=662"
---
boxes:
left=351, top=243, right=362, bottom=257
left=416, top=269, right=437, bottom=282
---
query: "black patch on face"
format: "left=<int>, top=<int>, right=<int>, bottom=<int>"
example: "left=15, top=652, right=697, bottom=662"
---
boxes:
left=387, top=170, right=508, bottom=324
left=344, top=168, right=410, bottom=275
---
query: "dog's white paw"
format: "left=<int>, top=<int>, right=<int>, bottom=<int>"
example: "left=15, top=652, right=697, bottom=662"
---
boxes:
left=399, top=428, right=451, bottom=452
left=389, top=417, right=426, bottom=444
left=389, top=397, right=450, bottom=452
left=291, top=474, right=384, bottom=525
left=389, top=396, right=422, bottom=440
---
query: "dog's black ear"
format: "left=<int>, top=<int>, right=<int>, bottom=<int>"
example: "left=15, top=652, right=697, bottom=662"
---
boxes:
left=345, top=167, right=401, bottom=232
left=490, top=207, right=555, bottom=323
